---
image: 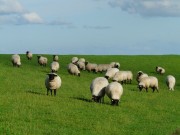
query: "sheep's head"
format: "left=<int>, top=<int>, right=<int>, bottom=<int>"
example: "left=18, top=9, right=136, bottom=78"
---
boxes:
left=37, top=55, right=41, bottom=59
left=138, top=71, right=143, bottom=76
left=111, top=99, right=119, bottom=106
left=92, top=95, right=101, bottom=102
left=105, top=76, right=109, bottom=79
left=138, top=83, right=144, bottom=91
left=47, top=73, right=58, bottom=81
left=26, top=51, right=29, bottom=54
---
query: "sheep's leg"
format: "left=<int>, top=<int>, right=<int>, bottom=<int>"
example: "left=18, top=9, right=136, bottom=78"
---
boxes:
left=146, top=88, right=148, bottom=92
left=50, top=90, right=52, bottom=95
left=54, top=90, right=56, bottom=96
left=47, top=89, right=49, bottom=95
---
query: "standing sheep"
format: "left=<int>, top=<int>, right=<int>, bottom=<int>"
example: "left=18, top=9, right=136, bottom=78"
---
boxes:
left=113, top=71, right=133, bottom=84
left=37, top=55, right=48, bottom=66
left=26, top=51, right=33, bottom=60
left=105, top=68, right=119, bottom=80
left=11, top=54, right=21, bottom=67
left=45, top=73, right=62, bottom=96
left=50, top=61, right=60, bottom=73
left=105, top=82, right=123, bottom=106
left=53, top=55, right=59, bottom=61
left=90, top=77, right=109, bottom=103
left=156, top=66, right=165, bottom=75
left=136, top=71, right=148, bottom=83
left=85, top=62, right=97, bottom=72
left=166, top=75, right=176, bottom=91
left=68, top=63, right=80, bottom=76
left=138, top=76, right=159, bottom=92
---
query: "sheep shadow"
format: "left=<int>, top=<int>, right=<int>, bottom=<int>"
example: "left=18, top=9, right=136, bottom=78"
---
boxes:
left=26, top=90, right=45, bottom=95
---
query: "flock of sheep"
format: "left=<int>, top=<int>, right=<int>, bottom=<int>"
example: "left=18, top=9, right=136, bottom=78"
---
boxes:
left=11, top=51, right=176, bottom=106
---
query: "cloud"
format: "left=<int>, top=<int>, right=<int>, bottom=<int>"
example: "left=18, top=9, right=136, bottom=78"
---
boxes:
left=109, top=0, right=180, bottom=17
left=0, top=0, right=43, bottom=24
left=83, top=25, right=111, bottom=29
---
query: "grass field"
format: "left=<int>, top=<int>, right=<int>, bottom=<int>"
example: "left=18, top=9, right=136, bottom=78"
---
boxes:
left=0, top=54, right=179, bottom=135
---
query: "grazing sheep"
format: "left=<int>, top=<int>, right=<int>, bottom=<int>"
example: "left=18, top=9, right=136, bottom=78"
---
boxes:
left=156, top=66, right=165, bottom=74
left=71, top=57, right=78, bottom=64
left=90, top=77, right=109, bottom=103
left=11, top=54, right=21, bottom=67
left=166, top=75, right=176, bottom=91
left=138, top=76, right=159, bottom=92
left=113, top=71, right=133, bottom=84
left=50, top=61, right=60, bottom=73
left=68, top=63, right=80, bottom=76
left=53, top=55, right=59, bottom=61
left=26, top=51, right=33, bottom=60
left=136, top=71, right=148, bottom=83
left=114, top=62, right=120, bottom=69
left=105, top=82, right=123, bottom=106
left=37, top=55, right=48, bottom=66
left=95, top=64, right=113, bottom=73
left=77, top=61, right=86, bottom=70
left=105, top=68, right=119, bottom=80
left=85, top=62, right=97, bottom=72
left=45, top=73, right=62, bottom=96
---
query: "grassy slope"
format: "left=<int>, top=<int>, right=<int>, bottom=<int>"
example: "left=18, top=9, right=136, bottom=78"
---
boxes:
left=0, top=54, right=179, bottom=135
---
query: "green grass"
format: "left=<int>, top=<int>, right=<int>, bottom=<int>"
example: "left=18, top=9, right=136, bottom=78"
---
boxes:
left=0, top=54, right=179, bottom=135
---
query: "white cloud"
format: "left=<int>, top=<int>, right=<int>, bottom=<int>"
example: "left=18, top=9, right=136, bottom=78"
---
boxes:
left=109, top=0, right=180, bottom=17
left=0, top=0, right=43, bottom=24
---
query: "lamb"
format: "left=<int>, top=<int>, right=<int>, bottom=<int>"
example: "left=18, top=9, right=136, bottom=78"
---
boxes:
left=85, top=62, right=97, bottom=72
left=11, top=54, right=21, bottom=67
left=105, top=82, right=123, bottom=106
left=166, top=75, right=176, bottom=91
left=50, top=61, right=60, bottom=73
left=136, top=71, right=148, bottom=83
left=113, top=71, right=133, bottom=84
left=105, top=68, right=119, bottom=80
left=156, top=66, right=165, bottom=74
left=26, top=51, right=33, bottom=60
left=68, top=63, right=80, bottom=76
left=138, top=76, right=159, bottom=92
left=37, top=55, right=48, bottom=66
left=45, top=73, right=62, bottom=96
left=53, top=55, right=59, bottom=61
left=71, top=57, right=78, bottom=64
left=90, top=77, right=109, bottom=103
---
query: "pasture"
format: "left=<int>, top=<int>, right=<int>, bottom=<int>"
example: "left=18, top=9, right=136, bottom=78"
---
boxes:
left=0, top=54, right=179, bottom=135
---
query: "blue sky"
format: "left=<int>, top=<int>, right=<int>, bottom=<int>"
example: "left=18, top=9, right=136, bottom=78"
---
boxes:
left=0, top=0, right=180, bottom=55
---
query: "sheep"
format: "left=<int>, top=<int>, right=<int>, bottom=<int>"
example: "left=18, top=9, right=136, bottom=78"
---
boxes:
left=113, top=71, right=133, bottom=84
left=45, top=73, right=62, bottom=96
left=85, top=62, right=97, bottom=72
left=138, top=76, right=159, bottom=92
left=53, top=55, right=59, bottom=61
left=77, top=61, right=86, bottom=70
left=71, top=57, right=78, bottom=64
left=156, top=66, right=165, bottom=74
left=78, top=58, right=85, bottom=63
left=95, top=64, right=113, bottom=73
left=37, top=55, right=48, bottom=66
left=26, top=51, right=33, bottom=60
left=68, top=63, right=80, bottom=76
left=50, top=61, right=60, bottom=73
left=11, top=54, right=21, bottom=67
left=105, top=68, right=119, bottom=80
left=105, top=82, right=123, bottom=106
left=166, top=75, right=176, bottom=91
left=90, top=77, right=109, bottom=103
left=136, top=71, right=148, bottom=83
left=110, top=62, right=120, bottom=69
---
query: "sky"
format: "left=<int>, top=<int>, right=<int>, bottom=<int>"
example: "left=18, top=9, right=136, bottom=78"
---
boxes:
left=0, top=0, right=180, bottom=55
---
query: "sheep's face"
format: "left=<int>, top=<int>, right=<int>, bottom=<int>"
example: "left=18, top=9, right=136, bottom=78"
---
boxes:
left=138, top=72, right=143, bottom=76
left=26, top=51, right=29, bottom=54
left=105, top=76, right=109, bottom=79
left=138, top=84, right=144, bottom=91
left=37, top=56, right=41, bottom=59
left=111, top=99, right=119, bottom=106
left=92, top=95, right=100, bottom=102
left=48, top=73, right=57, bottom=81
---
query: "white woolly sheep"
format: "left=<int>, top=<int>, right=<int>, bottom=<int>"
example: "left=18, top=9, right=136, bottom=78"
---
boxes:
left=95, top=64, right=113, bottom=73
left=105, top=82, right=123, bottom=106
left=26, top=51, right=33, bottom=60
left=136, top=71, right=148, bottom=83
left=156, top=66, right=165, bottom=74
left=11, top=54, right=21, bottom=67
left=45, top=73, right=62, bottom=96
left=166, top=75, right=176, bottom=91
left=37, top=55, right=48, bottom=66
left=138, top=76, right=159, bottom=92
left=77, top=61, right=86, bottom=70
left=68, top=63, right=80, bottom=76
left=71, top=57, right=78, bottom=64
left=51, top=61, right=60, bottom=73
left=113, top=71, right=133, bottom=84
left=90, top=77, right=109, bottom=103
left=85, top=62, right=97, bottom=72
left=105, top=68, right=119, bottom=80
left=53, top=55, right=59, bottom=61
